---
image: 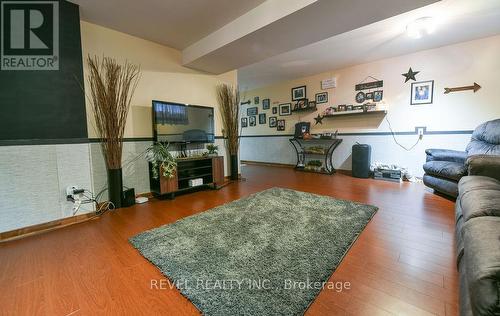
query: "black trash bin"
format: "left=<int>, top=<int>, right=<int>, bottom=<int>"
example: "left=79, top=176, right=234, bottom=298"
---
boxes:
left=352, top=144, right=371, bottom=178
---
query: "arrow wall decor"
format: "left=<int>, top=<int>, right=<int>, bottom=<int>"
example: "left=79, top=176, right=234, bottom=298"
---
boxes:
left=444, top=82, right=481, bottom=94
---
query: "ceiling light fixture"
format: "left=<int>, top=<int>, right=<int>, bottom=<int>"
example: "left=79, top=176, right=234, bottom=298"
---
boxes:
left=406, top=17, right=435, bottom=39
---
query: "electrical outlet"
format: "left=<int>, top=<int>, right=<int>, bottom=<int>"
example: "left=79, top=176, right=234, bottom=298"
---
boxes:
left=415, top=126, right=426, bottom=140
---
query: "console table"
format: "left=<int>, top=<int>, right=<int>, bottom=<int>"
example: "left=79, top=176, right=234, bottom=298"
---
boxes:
left=149, top=156, right=224, bottom=198
left=289, top=138, right=343, bottom=174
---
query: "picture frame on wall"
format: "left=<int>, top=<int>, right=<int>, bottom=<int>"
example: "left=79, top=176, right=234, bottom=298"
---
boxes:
left=262, top=98, right=270, bottom=110
left=294, top=99, right=308, bottom=110
left=249, top=116, right=256, bottom=126
left=269, top=116, right=277, bottom=128
left=277, top=119, right=286, bottom=131
left=272, top=107, right=278, bottom=114
left=259, top=113, right=266, bottom=124
left=373, top=90, right=383, bottom=102
left=241, top=117, right=248, bottom=128
left=291, top=85, right=306, bottom=101
left=365, top=92, right=373, bottom=100
left=279, top=103, right=292, bottom=116
left=315, top=92, right=328, bottom=104
left=247, top=107, right=258, bottom=116
left=254, top=96, right=259, bottom=104
left=411, top=80, right=434, bottom=105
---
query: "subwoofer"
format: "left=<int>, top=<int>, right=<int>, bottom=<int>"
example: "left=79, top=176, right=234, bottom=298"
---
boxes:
left=352, top=144, right=371, bottom=178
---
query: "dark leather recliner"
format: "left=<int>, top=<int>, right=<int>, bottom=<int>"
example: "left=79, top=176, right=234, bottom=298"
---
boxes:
left=423, top=119, right=500, bottom=198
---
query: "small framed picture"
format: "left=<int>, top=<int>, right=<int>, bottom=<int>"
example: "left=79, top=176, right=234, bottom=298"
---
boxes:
left=291, top=85, right=306, bottom=101
left=294, top=99, right=308, bottom=110
left=262, top=98, right=270, bottom=110
left=365, top=92, right=373, bottom=100
left=269, top=116, right=277, bottom=128
left=254, top=96, right=259, bottom=104
left=373, top=90, right=383, bottom=102
left=247, top=107, right=258, bottom=116
left=259, top=113, right=266, bottom=124
left=315, top=92, right=328, bottom=104
left=279, top=103, right=292, bottom=116
left=346, top=104, right=353, bottom=111
left=272, top=107, right=278, bottom=114
left=338, top=104, right=347, bottom=112
left=411, top=80, right=434, bottom=105
left=277, top=119, right=285, bottom=131
left=249, top=116, right=256, bottom=126
left=241, top=117, right=248, bottom=128
left=308, top=101, right=316, bottom=109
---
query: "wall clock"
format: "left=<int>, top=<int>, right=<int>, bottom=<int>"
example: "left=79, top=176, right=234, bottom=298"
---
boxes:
left=355, top=91, right=365, bottom=103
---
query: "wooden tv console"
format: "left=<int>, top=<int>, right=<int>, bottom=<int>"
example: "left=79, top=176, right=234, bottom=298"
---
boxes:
left=149, top=156, right=225, bottom=198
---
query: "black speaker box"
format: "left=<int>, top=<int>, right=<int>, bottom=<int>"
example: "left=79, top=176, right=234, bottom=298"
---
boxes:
left=122, top=188, right=136, bottom=207
left=352, top=144, right=371, bottom=178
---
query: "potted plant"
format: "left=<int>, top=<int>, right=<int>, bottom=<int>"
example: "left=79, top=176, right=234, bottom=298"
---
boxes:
left=206, top=144, right=219, bottom=156
left=216, top=84, right=240, bottom=180
left=86, top=55, right=140, bottom=208
left=145, top=142, right=177, bottom=179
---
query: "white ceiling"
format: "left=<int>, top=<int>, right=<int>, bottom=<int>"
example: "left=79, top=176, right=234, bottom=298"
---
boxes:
left=71, top=0, right=266, bottom=50
left=238, top=0, right=500, bottom=90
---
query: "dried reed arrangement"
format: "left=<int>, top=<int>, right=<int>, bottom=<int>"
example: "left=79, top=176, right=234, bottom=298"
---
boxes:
left=216, top=84, right=240, bottom=155
left=86, top=55, right=140, bottom=169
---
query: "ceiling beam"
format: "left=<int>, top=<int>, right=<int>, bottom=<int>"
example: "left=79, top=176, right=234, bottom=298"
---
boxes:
left=182, top=0, right=440, bottom=74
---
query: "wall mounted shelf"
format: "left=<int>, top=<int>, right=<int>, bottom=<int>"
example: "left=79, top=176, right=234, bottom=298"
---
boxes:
left=291, top=106, right=317, bottom=113
left=323, top=109, right=387, bottom=118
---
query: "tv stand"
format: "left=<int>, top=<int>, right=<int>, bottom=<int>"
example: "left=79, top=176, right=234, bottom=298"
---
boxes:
left=149, top=156, right=225, bottom=198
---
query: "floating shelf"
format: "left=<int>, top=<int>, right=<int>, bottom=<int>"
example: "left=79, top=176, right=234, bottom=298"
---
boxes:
left=291, top=106, right=317, bottom=113
left=323, top=109, right=387, bottom=118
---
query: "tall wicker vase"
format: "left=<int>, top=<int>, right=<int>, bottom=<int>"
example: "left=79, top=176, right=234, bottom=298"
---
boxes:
left=216, top=84, right=240, bottom=181
left=86, top=55, right=140, bottom=208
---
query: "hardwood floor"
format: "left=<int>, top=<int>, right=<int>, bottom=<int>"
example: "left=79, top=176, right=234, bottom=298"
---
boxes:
left=0, top=165, right=458, bottom=315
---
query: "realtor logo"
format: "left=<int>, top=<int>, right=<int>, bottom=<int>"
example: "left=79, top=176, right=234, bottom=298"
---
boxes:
left=1, top=0, right=59, bottom=70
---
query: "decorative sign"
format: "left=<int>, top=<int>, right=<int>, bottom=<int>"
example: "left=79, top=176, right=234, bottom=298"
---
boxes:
left=355, top=80, right=383, bottom=91
left=321, top=78, right=336, bottom=89
left=444, top=82, right=481, bottom=94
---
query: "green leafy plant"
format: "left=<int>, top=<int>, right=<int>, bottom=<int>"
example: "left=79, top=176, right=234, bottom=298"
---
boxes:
left=145, top=142, right=177, bottom=179
left=206, top=144, right=219, bottom=155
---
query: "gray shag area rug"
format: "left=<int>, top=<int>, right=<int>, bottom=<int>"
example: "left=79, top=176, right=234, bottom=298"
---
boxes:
left=130, top=187, right=377, bottom=315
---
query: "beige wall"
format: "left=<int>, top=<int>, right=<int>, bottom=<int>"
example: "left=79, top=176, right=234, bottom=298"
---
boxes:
left=240, top=35, right=500, bottom=176
left=81, top=21, right=237, bottom=138
left=242, top=35, right=500, bottom=136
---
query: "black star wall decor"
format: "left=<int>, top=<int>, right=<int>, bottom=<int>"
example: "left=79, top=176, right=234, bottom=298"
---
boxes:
left=402, top=67, right=420, bottom=83
left=314, top=114, right=323, bottom=125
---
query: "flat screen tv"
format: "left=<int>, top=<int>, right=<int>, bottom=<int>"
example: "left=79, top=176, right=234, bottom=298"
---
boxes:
left=152, top=100, right=215, bottom=143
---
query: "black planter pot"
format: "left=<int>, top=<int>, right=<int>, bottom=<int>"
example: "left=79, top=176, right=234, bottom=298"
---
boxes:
left=230, top=154, right=238, bottom=180
left=107, top=168, right=123, bottom=209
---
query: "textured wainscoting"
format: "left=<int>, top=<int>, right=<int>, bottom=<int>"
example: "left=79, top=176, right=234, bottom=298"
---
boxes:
left=240, top=133, right=472, bottom=177
left=0, top=144, right=94, bottom=233
left=90, top=141, right=152, bottom=201
left=0, top=139, right=235, bottom=234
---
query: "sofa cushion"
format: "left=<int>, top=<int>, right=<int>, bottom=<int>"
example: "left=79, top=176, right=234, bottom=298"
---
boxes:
left=458, top=176, right=500, bottom=195
left=423, top=161, right=467, bottom=181
left=422, top=174, right=459, bottom=197
left=463, top=217, right=500, bottom=315
left=458, top=186, right=500, bottom=222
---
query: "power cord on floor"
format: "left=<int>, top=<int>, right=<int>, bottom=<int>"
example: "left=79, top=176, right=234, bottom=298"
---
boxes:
left=385, top=117, right=421, bottom=151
